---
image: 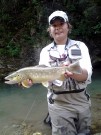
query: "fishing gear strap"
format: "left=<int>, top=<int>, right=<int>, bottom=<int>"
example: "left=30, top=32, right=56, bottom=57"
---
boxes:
left=48, top=88, right=85, bottom=104
left=43, top=112, right=52, bottom=127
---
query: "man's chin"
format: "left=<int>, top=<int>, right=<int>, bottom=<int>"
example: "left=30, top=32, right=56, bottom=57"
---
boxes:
left=55, top=35, right=64, bottom=41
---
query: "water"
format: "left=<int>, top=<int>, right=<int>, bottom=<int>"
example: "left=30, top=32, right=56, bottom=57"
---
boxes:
left=0, top=69, right=101, bottom=135
left=0, top=84, right=51, bottom=135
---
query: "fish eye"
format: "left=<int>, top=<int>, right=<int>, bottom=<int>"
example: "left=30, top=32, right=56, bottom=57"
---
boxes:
left=17, top=74, right=21, bottom=78
left=17, top=74, right=22, bottom=80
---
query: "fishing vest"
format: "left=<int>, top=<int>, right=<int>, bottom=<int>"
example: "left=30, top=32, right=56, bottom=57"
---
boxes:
left=47, top=39, right=87, bottom=103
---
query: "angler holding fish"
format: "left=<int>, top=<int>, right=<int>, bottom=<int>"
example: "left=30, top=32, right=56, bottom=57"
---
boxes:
left=38, top=11, right=92, bottom=135
left=5, top=11, right=92, bottom=135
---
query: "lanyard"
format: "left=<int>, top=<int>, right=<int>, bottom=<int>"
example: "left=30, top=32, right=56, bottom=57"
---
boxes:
left=48, top=39, right=70, bottom=63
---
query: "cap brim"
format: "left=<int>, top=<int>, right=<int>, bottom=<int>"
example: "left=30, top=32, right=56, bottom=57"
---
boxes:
left=50, top=16, right=65, bottom=24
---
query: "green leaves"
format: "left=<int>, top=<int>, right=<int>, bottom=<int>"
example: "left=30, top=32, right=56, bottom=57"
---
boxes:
left=92, top=23, right=101, bottom=34
left=7, top=42, right=21, bottom=57
left=0, top=0, right=100, bottom=58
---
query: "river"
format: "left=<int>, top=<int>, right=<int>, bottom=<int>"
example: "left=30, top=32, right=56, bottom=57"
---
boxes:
left=0, top=69, right=101, bottom=135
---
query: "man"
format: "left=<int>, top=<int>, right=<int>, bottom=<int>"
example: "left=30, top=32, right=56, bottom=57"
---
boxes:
left=39, top=10, right=92, bottom=135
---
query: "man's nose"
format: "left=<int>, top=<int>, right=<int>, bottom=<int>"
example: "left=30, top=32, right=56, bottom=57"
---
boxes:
left=55, top=26, right=59, bottom=30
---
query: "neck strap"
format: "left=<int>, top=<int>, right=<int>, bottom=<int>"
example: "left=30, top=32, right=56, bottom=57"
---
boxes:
left=53, top=38, right=69, bottom=50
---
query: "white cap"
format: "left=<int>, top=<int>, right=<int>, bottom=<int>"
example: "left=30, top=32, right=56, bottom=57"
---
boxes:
left=48, top=10, right=69, bottom=25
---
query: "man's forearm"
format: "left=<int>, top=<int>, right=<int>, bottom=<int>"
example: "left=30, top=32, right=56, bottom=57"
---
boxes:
left=71, top=68, right=88, bottom=82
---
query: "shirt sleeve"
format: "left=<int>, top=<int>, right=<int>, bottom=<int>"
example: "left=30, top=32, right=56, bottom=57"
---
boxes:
left=39, top=47, right=50, bottom=67
left=79, top=42, right=92, bottom=84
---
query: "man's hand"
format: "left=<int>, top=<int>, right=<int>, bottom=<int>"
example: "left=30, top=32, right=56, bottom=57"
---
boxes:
left=64, top=71, right=73, bottom=78
left=62, top=62, right=73, bottom=78
left=19, top=79, right=33, bottom=88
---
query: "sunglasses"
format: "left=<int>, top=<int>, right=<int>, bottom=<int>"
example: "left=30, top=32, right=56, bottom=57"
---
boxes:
left=49, top=50, right=68, bottom=62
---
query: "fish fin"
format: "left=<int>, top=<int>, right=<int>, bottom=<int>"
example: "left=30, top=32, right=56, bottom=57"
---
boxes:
left=42, top=82, right=49, bottom=87
left=21, top=80, right=31, bottom=88
left=67, top=61, right=82, bottom=74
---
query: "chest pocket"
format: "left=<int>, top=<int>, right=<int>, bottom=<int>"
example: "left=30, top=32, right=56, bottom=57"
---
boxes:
left=68, top=44, right=82, bottom=63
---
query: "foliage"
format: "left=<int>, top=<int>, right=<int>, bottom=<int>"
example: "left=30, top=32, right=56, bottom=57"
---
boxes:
left=92, top=22, right=101, bottom=34
left=7, top=42, right=21, bottom=57
left=0, top=0, right=101, bottom=58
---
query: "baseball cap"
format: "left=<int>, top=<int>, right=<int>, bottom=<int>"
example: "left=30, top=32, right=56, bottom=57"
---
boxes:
left=48, top=10, right=69, bottom=25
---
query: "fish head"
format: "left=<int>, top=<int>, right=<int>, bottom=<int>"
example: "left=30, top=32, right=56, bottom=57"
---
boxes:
left=4, top=71, right=26, bottom=84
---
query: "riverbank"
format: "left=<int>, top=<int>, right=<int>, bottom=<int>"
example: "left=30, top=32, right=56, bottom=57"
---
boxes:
left=91, top=94, right=101, bottom=134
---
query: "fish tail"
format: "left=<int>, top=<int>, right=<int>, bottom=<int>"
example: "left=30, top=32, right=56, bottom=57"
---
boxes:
left=66, top=61, right=82, bottom=74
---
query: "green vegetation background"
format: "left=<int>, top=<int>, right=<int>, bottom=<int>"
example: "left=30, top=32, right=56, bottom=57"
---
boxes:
left=0, top=0, right=101, bottom=62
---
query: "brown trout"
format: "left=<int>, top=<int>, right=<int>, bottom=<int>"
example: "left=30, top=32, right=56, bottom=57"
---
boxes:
left=4, top=61, right=81, bottom=88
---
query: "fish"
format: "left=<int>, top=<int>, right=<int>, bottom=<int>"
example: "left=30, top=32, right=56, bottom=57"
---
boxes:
left=33, top=132, right=42, bottom=135
left=4, top=61, right=82, bottom=88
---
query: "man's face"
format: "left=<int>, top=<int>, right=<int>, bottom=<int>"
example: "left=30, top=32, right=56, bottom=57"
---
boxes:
left=50, top=19, right=69, bottom=41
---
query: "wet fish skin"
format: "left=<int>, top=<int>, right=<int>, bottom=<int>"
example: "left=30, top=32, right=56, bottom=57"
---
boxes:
left=33, top=132, right=42, bottom=135
left=4, top=61, right=81, bottom=87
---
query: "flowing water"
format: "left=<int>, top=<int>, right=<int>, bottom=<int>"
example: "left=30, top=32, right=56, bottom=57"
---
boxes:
left=0, top=69, right=101, bottom=135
